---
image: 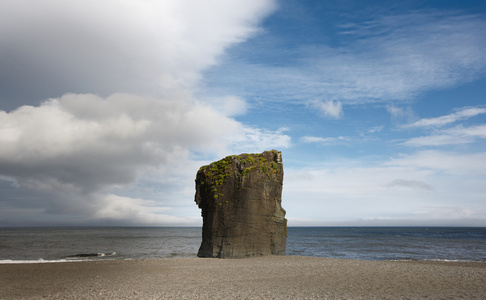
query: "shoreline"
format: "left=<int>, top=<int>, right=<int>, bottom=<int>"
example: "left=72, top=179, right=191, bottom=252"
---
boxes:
left=1, top=256, right=485, bottom=264
left=1, top=256, right=485, bottom=299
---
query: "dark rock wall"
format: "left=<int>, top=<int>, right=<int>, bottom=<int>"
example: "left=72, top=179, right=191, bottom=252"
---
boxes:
left=195, top=150, right=287, bottom=258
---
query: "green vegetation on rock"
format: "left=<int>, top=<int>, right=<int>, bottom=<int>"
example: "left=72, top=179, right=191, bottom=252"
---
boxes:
left=198, top=150, right=282, bottom=204
left=194, top=150, right=286, bottom=258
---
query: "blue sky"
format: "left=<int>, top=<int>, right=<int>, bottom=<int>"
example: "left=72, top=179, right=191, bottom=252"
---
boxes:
left=1, top=0, right=485, bottom=226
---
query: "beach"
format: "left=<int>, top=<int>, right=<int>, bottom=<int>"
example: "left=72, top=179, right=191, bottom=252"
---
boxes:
left=1, top=256, right=485, bottom=299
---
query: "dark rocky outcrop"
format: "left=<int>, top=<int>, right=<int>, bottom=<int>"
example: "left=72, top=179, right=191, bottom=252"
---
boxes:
left=195, top=150, right=287, bottom=258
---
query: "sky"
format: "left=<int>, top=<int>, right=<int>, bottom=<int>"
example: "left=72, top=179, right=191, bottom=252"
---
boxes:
left=1, top=0, right=486, bottom=227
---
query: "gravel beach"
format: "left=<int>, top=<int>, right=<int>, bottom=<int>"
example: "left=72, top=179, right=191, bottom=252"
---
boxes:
left=1, top=256, right=485, bottom=299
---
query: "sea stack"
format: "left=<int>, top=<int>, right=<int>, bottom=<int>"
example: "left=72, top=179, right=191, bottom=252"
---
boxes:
left=195, top=150, right=287, bottom=258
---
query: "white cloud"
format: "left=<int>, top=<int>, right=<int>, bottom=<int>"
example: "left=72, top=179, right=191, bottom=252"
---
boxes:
left=0, top=0, right=278, bottom=225
left=205, top=95, right=248, bottom=117
left=0, top=93, right=241, bottom=192
left=386, top=150, right=486, bottom=176
left=0, top=93, right=291, bottom=225
left=387, top=106, right=404, bottom=118
left=367, top=126, right=383, bottom=134
left=231, top=127, right=291, bottom=153
left=403, top=107, right=486, bottom=128
left=384, top=179, right=433, bottom=191
left=404, top=135, right=466, bottom=147
left=403, top=124, right=486, bottom=147
left=326, top=12, right=486, bottom=102
left=205, top=10, right=486, bottom=105
left=223, top=95, right=248, bottom=116
left=301, top=136, right=350, bottom=145
left=311, top=100, right=343, bottom=119
left=448, top=124, right=486, bottom=138
left=387, top=105, right=415, bottom=122
left=399, top=106, right=486, bottom=147
left=92, top=194, right=198, bottom=226
left=0, top=0, right=276, bottom=108
left=283, top=150, right=486, bottom=226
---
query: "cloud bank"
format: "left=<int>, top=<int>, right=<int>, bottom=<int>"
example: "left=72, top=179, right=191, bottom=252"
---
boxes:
left=284, top=149, right=486, bottom=226
left=0, top=0, right=281, bottom=225
left=0, top=93, right=242, bottom=194
left=0, top=0, right=276, bottom=108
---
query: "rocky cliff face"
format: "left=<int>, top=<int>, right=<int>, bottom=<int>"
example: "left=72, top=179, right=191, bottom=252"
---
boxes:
left=195, top=150, right=287, bottom=258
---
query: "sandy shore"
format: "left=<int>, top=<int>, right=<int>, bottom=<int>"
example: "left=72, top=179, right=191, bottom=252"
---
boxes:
left=1, top=256, right=485, bottom=299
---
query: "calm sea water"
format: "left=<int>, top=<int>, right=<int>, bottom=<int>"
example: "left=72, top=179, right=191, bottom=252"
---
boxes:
left=0, top=227, right=485, bottom=263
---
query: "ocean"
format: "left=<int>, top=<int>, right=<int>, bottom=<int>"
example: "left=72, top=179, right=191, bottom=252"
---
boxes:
left=0, top=227, right=485, bottom=263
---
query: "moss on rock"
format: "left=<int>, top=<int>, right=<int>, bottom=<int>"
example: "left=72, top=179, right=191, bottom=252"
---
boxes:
left=195, top=150, right=287, bottom=258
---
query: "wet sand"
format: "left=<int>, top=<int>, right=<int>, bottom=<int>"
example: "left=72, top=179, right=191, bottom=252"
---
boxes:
left=1, top=256, right=485, bottom=299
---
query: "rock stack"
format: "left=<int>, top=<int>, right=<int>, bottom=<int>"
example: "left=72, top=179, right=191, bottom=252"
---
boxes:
left=195, top=150, right=287, bottom=258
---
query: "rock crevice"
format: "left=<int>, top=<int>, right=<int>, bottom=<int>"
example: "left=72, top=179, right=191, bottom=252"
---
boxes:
left=195, top=150, right=287, bottom=258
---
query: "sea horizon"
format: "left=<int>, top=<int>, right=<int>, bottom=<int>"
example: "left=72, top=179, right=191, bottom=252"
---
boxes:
left=1, top=226, right=485, bottom=264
